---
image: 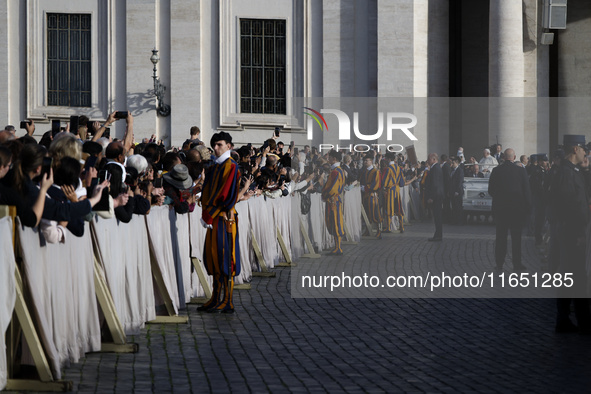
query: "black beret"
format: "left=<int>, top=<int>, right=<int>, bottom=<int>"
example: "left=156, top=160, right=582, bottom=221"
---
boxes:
left=210, top=131, right=232, bottom=148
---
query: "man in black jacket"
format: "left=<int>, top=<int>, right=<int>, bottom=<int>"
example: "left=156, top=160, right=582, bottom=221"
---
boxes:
left=450, top=156, right=464, bottom=224
left=441, top=154, right=452, bottom=223
left=488, top=148, right=531, bottom=272
left=551, top=135, right=591, bottom=334
left=425, top=153, right=444, bottom=241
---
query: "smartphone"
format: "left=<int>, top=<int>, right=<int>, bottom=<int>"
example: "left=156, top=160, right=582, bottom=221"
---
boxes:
left=153, top=177, right=163, bottom=188
left=114, top=111, right=128, bottom=119
left=98, top=170, right=111, bottom=184
left=84, top=155, right=98, bottom=171
left=20, top=120, right=31, bottom=129
left=274, top=127, right=281, bottom=138
left=41, top=157, right=53, bottom=178
left=103, top=127, right=111, bottom=139
left=70, top=115, right=80, bottom=134
left=51, top=120, right=61, bottom=135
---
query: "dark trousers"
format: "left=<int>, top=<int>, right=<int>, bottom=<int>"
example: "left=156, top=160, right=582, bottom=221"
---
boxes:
left=451, top=195, right=463, bottom=224
left=431, top=198, right=443, bottom=239
left=556, top=232, right=591, bottom=328
left=443, top=196, right=451, bottom=223
left=533, top=198, right=546, bottom=244
left=495, top=215, right=523, bottom=269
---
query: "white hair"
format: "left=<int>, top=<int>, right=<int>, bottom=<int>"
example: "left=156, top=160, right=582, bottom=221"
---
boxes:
left=126, top=154, right=149, bottom=175
left=484, top=148, right=490, bottom=154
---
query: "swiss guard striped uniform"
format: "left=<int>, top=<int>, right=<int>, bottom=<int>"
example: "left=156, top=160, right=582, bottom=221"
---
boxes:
left=200, top=150, right=241, bottom=313
left=361, top=165, right=382, bottom=238
left=382, top=161, right=406, bottom=233
left=322, top=162, right=346, bottom=254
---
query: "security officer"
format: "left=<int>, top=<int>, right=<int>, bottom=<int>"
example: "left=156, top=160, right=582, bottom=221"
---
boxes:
left=551, top=135, right=591, bottom=333
left=530, top=154, right=548, bottom=245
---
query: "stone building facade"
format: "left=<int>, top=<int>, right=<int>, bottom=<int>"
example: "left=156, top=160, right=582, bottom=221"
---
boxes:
left=0, top=0, right=588, bottom=159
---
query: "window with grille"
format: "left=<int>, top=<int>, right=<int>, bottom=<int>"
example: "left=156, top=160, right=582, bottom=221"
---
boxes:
left=47, top=13, right=91, bottom=107
left=240, top=19, right=286, bottom=115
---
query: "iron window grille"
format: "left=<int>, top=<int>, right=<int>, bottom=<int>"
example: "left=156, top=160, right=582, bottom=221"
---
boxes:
left=47, top=13, right=91, bottom=107
left=240, top=19, right=286, bottom=115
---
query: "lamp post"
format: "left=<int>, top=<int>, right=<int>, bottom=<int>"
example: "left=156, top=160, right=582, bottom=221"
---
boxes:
left=150, top=48, right=171, bottom=117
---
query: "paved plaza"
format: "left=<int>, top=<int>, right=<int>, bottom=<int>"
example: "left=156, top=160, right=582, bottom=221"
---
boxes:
left=27, top=221, right=591, bottom=392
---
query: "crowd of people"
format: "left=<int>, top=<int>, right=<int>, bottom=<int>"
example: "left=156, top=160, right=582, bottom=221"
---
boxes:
left=1, top=115, right=590, bottom=330
left=0, top=115, right=297, bottom=313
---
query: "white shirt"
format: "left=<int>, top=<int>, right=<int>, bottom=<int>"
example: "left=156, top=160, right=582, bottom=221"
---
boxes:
left=331, top=162, right=341, bottom=170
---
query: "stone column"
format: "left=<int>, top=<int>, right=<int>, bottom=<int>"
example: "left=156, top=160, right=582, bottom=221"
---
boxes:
left=489, top=0, right=525, bottom=156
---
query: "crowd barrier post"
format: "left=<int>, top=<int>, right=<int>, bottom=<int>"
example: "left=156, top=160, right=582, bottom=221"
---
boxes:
left=275, top=227, right=293, bottom=267
left=91, top=256, right=138, bottom=354
left=89, top=226, right=140, bottom=353
left=360, top=205, right=374, bottom=237
left=147, top=248, right=189, bottom=324
left=342, top=220, right=357, bottom=245
left=251, top=228, right=276, bottom=278
left=189, top=256, right=213, bottom=303
left=0, top=206, right=72, bottom=392
left=299, top=217, right=321, bottom=259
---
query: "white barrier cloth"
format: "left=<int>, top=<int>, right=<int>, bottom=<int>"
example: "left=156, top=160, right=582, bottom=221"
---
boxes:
left=0, top=217, right=16, bottom=390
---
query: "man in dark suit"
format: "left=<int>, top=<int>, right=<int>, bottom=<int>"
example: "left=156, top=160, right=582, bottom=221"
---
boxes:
left=441, top=154, right=452, bottom=223
left=468, top=163, right=484, bottom=178
left=551, top=135, right=591, bottom=334
left=425, top=153, right=444, bottom=241
left=450, top=156, right=464, bottom=224
left=488, top=148, right=531, bottom=272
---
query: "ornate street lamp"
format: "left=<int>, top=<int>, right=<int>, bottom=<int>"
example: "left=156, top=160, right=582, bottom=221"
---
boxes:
left=150, top=48, right=171, bottom=117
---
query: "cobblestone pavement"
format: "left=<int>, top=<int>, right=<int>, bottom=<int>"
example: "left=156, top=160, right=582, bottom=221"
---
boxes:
left=44, top=222, right=591, bottom=392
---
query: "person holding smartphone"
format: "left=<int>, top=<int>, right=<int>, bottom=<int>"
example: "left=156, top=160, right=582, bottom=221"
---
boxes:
left=11, top=144, right=109, bottom=223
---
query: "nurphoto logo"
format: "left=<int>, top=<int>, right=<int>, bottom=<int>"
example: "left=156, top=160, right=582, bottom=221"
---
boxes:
left=303, top=107, right=418, bottom=153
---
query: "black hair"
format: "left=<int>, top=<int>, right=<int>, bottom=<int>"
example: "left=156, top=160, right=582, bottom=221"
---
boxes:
left=54, top=156, right=81, bottom=187
left=105, top=142, right=124, bottom=160
left=328, top=150, right=342, bottom=161
left=161, top=152, right=181, bottom=172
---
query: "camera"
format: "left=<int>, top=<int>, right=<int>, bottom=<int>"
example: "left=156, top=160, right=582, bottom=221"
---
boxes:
left=70, top=115, right=80, bottom=133
left=51, top=120, right=61, bottom=136
left=41, top=157, right=53, bottom=179
left=114, top=111, right=128, bottom=119
left=19, top=120, right=31, bottom=129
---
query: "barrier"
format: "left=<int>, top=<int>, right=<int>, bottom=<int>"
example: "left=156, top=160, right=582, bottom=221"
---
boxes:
left=18, top=222, right=101, bottom=371
left=145, top=206, right=182, bottom=314
left=249, top=196, right=281, bottom=269
left=0, top=217, right=16, bottom=391
left=91, top=215, right=156, bottom=335
left=343, top=187, right=362, bottom=243
left=1, top=186, right=366, bottom=391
